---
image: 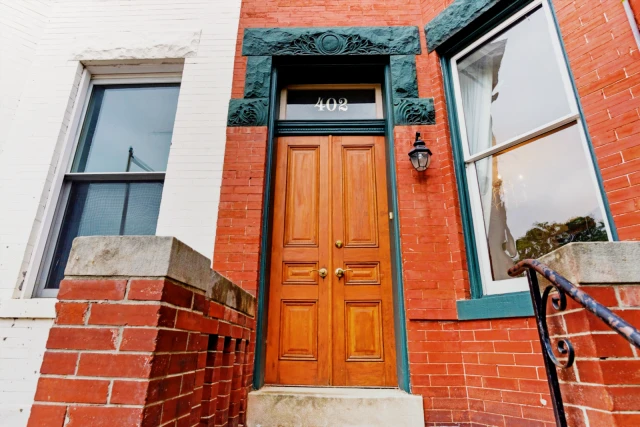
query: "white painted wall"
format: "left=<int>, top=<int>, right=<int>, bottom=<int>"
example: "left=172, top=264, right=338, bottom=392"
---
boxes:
left=0, top=1, right=54, bottom=153
left=0, top=1, right=241, bottom=424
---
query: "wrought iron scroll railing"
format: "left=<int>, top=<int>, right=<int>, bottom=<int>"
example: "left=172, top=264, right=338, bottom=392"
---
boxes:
left=508, top=259, right=640, bottom=427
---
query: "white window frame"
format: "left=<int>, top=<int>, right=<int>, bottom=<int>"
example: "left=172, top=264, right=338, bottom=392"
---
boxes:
left=23, top=71, right=181, bottom=298
left=449, top=0, right=613, bottom=296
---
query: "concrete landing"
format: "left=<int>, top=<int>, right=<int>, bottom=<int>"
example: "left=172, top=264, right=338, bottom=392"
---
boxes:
left=246, top=386, right=425, bottom=427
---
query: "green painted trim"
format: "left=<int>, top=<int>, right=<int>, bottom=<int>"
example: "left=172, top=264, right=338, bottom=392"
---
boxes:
left=227, top=98, right=269, bottom=127
left=242, top=27, right=421, bottom=56
left=427, top=0, right=531, bottom=55
left=393, top=98, right=436, bottom=125
left=546, top=2, right=619, bottom=240
left=253, top=68, right=279, bottom=390
left=390, top=56, right=418, bottom=99
left=275, top=120, right=385, bottom=135
left=457, top=292, right=533, bottom=320
left=384, top=64, right=411, bottom=393
left=425, top=0, right=502, bottom=52
left=244, top=56, right=272, bottom=99
left=252, top=64, right=412, bottom=391
left=441, top=56, right=484, bottom=299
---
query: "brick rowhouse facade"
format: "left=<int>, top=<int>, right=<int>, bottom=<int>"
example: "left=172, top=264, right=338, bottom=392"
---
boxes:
left=211, top=0, right=640, bottom=426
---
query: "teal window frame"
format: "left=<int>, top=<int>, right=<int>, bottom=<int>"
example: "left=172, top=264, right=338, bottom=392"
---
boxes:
left=437, top=0, right=618, bottom=319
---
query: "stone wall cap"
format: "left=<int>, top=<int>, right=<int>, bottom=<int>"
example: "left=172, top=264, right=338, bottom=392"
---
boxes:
left=538, top=242, right=640, bottom=285
left=65, top=236, right=255, bottom=316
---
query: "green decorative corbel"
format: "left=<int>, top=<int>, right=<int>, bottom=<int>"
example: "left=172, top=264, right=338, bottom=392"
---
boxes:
left=393, top=98, right=436, bottom=125
left=227, top=98, right=269, bottom=127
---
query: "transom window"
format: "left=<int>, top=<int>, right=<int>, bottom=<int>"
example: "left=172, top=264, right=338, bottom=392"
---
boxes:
left=37, top=82, right=180, bottom=296
left=449, top=1, right=611, bottom=295
left=279, top=84, right=383, bottom=120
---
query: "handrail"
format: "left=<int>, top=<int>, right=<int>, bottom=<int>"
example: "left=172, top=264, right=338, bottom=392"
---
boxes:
left=509, top=259, right=640, bottom=351
left=508, top=258, right=640, bottom=427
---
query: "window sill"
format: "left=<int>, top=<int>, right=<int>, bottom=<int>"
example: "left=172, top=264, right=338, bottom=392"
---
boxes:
left=0, top=298, right=57, bottom=319
left=457, top=291, right=533, bottom=320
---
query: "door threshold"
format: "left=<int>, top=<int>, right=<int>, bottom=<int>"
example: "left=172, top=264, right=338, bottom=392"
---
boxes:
left=253, top=386, right=410, bottom=397
left=262, top=384, right=398, bottom=389
left=247, top=386, right=424, bottom=427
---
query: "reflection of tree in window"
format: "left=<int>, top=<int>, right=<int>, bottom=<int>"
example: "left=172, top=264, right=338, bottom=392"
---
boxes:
left=515, top=216, right=607, bottom=261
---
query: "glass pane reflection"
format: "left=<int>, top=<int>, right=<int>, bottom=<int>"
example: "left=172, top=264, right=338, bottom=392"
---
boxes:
left=72, top=84, right=180, bottom=173
left=475, top=124, right=607, bottom=281
left=457, top=7, right=572, bottom=155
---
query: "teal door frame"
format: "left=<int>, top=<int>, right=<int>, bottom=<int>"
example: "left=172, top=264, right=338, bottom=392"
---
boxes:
left=252, top=60, right=412, bottom=391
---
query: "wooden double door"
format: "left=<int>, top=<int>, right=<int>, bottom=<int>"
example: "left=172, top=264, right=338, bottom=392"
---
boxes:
left=265, top=135, right=397, bottom=387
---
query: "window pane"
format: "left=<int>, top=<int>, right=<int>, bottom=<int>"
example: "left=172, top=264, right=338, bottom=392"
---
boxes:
left=457, top=7, right=572, bottom=155
left=123, top=183, right=163, bottom=234
left=72, top=84, right=180, bottom=173
left=284, top=88, right=377, bottom=120
left=474, top=124, right=607, bottom=281
left=44, top=181, right=163, bottom=289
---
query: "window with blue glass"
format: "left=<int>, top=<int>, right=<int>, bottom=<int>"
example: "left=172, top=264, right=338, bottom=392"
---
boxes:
left=37, top=83, right=180, bottom=295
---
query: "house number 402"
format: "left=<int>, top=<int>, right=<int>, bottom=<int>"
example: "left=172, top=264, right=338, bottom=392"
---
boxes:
left=315, top=97, right=348, bottom=112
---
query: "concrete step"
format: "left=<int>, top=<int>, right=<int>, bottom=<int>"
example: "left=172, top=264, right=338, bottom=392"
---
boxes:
left=246, top=386, right=425, bottom=427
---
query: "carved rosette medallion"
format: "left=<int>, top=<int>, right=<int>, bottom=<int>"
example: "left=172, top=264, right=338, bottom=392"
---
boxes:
left=317, top=33, right=343, bottom=54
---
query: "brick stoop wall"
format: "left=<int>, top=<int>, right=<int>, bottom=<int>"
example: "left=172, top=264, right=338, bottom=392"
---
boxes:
left=540, top=243, right=640, bottom=426
left=27, top=236, right=256, bottom=427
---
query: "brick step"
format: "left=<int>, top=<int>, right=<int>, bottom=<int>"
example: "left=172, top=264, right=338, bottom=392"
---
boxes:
left=246, top=386, right=424, bottom=427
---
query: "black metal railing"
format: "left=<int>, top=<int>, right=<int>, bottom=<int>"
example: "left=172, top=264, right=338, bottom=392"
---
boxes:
left=508, top=259, right=640, bottom=427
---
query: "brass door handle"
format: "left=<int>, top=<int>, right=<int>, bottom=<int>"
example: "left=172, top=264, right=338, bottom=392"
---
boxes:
left=311, top=268, right=328, bottom=278
left=334, top=268, right=353, bottom=278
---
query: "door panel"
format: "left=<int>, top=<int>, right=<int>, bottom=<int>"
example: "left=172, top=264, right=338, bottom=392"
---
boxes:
left=265, top=135, right=396, bottom=387
left=283, top=147, right=320, bottom=247
left=280, top=301, right=318, bottom=360
left=332, top=136, right=397, bottom=387
left=342, top=147, right=379, bottom=247
left=345, top=301, right=383, bottom=360
left=265, top=136, right=330, bottom=386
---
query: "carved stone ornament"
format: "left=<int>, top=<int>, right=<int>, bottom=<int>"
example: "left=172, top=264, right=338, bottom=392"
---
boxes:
left=227, top=98, right=268, bottom=127
left=393, top=98, right=436, bottom=125
left=242, top=27, right=421, bottom=56
left=244, top=56, right=272, bottom=99
left=425, top=0, right=501, bottom=52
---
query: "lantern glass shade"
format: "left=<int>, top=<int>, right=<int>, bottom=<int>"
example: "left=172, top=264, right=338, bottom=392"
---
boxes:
left=408, top=146, right=432, bottom=171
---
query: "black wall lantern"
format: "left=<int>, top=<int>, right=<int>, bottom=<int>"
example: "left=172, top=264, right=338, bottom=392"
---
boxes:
left=408, top=132, right=432, bottom=172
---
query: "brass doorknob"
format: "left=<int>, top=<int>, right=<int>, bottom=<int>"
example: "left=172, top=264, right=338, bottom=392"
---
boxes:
left=334, top=267, right=352, bottom=278
left=335, top=240, right=343, bottom=248
left=312, top=268, right=328, bottom=278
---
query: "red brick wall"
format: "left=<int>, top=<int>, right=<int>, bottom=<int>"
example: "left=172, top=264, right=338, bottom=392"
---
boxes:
left=555, top=0, right=640, bottom=239
left=213, top=0, right=640, bottom=426
left=547, top=285, right=640, bottom=426
left=213, top=127, right=268, bottom=296
left=28, top=278, right=256, bottom=427
left=409, top=318, right=554, bottom=426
